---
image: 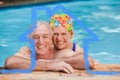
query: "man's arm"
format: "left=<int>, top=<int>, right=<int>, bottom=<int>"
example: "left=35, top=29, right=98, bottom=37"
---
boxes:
left=5, top=56, right=30, bottom=69
left=4, top=55, right=74, bottom=73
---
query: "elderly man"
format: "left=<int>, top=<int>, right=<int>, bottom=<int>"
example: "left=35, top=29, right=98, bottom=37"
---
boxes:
left=5, top=21, right=94, bottom=73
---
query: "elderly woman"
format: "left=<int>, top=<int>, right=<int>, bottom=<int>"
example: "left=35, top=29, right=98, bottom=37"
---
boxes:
left=49, top=13, right=98, bottom=67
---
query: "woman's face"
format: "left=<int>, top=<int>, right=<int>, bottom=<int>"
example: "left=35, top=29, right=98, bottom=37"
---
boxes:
left=52, top=25, right=71, bottom=50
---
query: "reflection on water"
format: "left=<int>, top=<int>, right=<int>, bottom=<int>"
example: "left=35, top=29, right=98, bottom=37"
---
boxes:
left=0, top=0, right=120, bottom=66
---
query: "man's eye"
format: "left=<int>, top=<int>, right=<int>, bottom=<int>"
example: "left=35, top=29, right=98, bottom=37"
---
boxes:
left=43, top=36, right=48, bottom=38
left=62, top=33, right=67, bottom=36
left=32, top=36, right=39, bottom=39
left=43, top=35, right=50, bottom=39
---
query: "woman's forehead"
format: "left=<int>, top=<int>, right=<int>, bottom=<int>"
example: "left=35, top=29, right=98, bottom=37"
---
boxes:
left=53, top=26, right=68, bottom=33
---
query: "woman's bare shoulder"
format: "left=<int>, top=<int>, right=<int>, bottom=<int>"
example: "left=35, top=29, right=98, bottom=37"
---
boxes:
left=75, top=44, right=83, bottom=54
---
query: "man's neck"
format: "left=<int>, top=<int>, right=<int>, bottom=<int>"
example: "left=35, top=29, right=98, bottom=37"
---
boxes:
left=36, top=49, right=54, bottom=60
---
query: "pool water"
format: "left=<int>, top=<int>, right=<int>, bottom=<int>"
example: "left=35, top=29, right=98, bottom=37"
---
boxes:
left=0, top=0, right=120, bottom=66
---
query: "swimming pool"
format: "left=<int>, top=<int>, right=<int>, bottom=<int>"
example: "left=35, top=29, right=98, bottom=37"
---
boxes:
left=0, top=0, right=120, bottom=66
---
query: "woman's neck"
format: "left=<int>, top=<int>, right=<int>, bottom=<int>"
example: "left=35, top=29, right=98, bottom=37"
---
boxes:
left=67, top=42, right=73, bottom=50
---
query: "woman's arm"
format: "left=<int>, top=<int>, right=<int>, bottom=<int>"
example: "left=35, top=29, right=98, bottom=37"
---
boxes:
left=54, top=49, right=94, bottom=69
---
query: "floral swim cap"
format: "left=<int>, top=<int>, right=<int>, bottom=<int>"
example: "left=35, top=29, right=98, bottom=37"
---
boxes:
left=49, top=13, right=73, bottom=34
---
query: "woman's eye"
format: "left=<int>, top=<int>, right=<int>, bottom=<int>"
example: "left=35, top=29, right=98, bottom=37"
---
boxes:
left=54, top=33, right=58, bottom=36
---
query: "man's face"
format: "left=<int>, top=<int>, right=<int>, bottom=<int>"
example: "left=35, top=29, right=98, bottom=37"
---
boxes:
left=31, top=24, right=52, bottom=55
left=52, top=25, right=71, bottom=50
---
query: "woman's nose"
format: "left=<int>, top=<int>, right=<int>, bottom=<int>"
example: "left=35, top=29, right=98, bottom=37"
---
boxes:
left=57, top=35, right=62, bottom=40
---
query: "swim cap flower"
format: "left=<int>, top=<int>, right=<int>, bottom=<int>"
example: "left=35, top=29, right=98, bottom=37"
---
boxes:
left=49, top=13, right=73, bottom=33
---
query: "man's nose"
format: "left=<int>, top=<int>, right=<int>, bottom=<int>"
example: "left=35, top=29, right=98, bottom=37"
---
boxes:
left=38, top=37, right=44, bottom=43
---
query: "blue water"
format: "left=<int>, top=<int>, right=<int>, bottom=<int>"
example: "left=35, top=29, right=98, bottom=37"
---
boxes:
left=0, top=0, right=120, bottom=66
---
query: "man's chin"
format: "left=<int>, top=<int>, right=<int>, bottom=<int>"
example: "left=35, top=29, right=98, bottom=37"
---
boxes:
left=38, top=52, right=46, bottom=55
left=36, top=50, right=47, bottom=55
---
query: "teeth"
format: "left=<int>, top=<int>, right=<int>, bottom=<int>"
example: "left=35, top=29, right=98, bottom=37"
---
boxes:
left=57, top=42, right=64, bottom=45
left=37, top=46, right=45, bottom=49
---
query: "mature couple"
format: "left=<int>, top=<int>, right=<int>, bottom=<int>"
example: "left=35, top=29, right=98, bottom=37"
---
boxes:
left=5, top=14, right=96, bottom=73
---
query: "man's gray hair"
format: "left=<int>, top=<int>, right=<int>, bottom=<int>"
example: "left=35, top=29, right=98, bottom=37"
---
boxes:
left=28, top=21, right=53, bottom=38
left=37, top=21, right=53, bottom=35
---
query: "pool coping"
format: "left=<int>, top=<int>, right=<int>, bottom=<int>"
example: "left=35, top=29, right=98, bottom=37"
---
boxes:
left=0, top=0, right=74, bottom=9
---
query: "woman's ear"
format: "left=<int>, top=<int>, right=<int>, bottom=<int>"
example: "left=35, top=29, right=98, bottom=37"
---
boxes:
left=69, top=31, right=73, bottom=39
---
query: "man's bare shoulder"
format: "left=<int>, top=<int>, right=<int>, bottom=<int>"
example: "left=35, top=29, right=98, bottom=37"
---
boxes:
left=14, top=46, right=30, bottom=59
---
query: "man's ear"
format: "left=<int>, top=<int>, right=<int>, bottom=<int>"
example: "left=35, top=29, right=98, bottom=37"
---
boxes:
left=50, top=36, right=54, bottom=50
left=52, top=36, right=54, bottom=42
left=51, top=37, right=53, bottom=44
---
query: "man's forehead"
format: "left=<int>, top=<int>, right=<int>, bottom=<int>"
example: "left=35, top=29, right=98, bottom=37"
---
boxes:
left=37, top=24, right=49, bottom=30
left=37, top=24, right=50, bottom=31
left=31, top=26, right=51, bottom=35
